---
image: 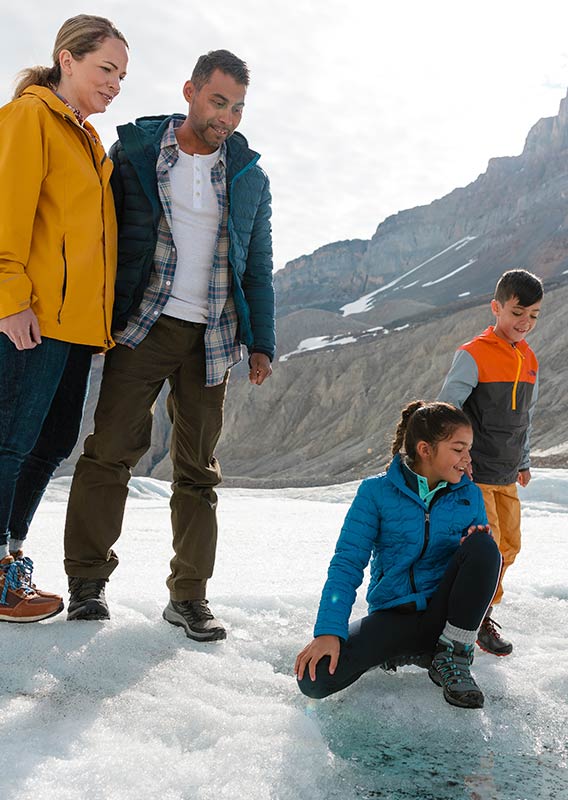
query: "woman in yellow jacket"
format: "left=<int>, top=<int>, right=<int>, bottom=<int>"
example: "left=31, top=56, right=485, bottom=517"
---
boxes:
left=0, top=15, right=128, bottom=622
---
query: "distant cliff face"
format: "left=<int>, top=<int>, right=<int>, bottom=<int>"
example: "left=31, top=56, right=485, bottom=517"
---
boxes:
left=274, top=91, right=568, bottom=320
left=274, top=239, right=368, bottom=316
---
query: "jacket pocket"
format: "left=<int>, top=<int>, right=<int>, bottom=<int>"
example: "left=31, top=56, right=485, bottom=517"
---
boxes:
left=57, top=239, right=68, bottom=324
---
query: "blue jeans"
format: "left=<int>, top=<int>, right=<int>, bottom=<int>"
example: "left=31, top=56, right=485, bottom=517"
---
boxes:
left=0, top=336, right=92, bottom=548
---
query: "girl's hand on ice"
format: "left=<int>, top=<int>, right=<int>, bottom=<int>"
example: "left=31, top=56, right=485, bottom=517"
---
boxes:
left=294, top=635, right=340, bottom=682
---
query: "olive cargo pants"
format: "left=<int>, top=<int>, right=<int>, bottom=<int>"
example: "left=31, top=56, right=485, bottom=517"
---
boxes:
left=64, top=316, right=228, bottom=600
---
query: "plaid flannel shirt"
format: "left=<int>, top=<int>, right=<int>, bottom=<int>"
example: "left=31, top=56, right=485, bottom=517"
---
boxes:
left=113, top=118, right=241, bottom=386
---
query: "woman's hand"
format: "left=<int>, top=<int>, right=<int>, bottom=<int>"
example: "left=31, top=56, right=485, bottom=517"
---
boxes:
left=0, top=309, right=41, bottom=350
left=294, top=635, right=340, bottom=681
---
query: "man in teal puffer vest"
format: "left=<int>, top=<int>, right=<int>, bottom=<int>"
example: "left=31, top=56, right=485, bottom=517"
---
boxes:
left=63, top=50, right=275, bottom=641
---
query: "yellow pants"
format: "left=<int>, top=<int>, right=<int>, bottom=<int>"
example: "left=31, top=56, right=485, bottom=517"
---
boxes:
left=477, top=483, right=521, bottom=605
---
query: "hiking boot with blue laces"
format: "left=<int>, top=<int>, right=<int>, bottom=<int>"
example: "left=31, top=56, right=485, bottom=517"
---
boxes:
left=12, top=553, right=61, bottom=600
left=0, top=556, right=63, bottom=623
left=477, top=612, right=513, bottom=656
left=163, top=599, right=226, bottom=641
left=67, top=576, right=110, bottom=620
left=428, top=634, right=484, bottom=709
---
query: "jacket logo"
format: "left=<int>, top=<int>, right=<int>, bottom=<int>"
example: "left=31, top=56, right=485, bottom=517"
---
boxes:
left=528, top=369, right=537, bottom=377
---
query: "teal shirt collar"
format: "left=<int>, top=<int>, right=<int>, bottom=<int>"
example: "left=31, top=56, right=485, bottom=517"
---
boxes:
left=401, top=460, right=448, bottom=508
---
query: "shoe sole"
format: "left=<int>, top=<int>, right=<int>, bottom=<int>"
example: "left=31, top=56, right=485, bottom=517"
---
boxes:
left=162, top=607, right=226, bottom=642
left=67, top=601, right=110, bottom=621
left=0, top=600, right=64, bottom=623
left=428, top=667, right=484, bottom=709
left=476, top=640, right=513, bottom=657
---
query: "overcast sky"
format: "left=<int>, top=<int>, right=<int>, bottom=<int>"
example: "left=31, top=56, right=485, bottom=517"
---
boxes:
left=2, top=0, right=568, bottom=270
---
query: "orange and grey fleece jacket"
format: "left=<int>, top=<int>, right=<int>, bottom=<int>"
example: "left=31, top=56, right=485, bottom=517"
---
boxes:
left=438, top=326, right=538, bottom=485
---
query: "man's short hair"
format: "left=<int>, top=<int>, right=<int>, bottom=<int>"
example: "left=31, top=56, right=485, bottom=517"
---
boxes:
left=191, top=50, right=249, bottom=90
left=494, top=269, right=543, bottom=307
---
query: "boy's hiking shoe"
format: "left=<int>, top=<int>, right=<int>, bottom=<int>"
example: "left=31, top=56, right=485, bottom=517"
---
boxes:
left=0, top=556, right=63, bottom=623
left=163, top=599, right=226, bottom=641
left=67, top=577, right=110, bottom=621
left=477, top=613, right=513, bottom=656
left=428, top=634, right=484, bottom=709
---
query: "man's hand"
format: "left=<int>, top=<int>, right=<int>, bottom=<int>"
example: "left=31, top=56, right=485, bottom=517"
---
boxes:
left=0, top=308, right=41, bottom=350
left=249, top=352, right=272, bottom=385
left=517, top=469, right=531, bottom=488
left=294, top=635, right=340, bottom=682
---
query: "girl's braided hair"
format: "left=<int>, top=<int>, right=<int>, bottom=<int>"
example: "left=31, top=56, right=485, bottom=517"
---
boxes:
left=390, top=400, right=471, bottom=466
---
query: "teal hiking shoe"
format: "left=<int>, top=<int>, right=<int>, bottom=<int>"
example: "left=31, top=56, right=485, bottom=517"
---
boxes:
left=428, top=634, right=484, bottom=709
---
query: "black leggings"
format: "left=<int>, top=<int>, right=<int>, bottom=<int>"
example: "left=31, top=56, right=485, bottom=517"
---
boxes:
left=298, top=531, right=501, bottom=699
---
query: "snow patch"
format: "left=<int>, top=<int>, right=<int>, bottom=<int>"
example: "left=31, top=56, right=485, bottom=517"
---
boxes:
left=421, top=259, right=476, bottom=287
left=340, top=236, right=478, bottom=316
left=279, top=334, right=357, bottom=362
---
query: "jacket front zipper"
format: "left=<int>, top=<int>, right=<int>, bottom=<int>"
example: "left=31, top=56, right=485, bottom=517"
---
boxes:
left=511, top=345, right=524, bottom=410
left=409, top=511, right=430, bottom=593
left=407, top=485, right=452, bottom=595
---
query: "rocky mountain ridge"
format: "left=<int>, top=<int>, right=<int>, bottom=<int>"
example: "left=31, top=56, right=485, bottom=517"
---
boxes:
left=274, top=91, right=568, bottom=326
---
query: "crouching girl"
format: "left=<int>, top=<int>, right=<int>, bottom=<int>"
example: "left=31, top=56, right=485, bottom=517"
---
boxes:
left=295, top=401, right=501, bottom=709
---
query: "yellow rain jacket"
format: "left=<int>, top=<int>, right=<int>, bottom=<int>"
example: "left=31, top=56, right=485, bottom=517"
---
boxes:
left=0, top=85, right=116, bottom=350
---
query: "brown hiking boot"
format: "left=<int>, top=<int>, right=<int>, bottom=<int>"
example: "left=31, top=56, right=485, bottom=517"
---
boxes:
left=0, top=556, right=63, bottom=623
left=10, top=552, right=62, bottom=600
left=477, top=609, right=513, bottom=656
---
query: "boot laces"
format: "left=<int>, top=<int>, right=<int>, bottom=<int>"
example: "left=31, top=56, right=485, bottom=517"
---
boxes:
left=483, top=616, right=504, bottom=640
left=435, top=646, right=474, bottom=687
left=1, top=560, right=33, bottom=604
left=15, top=556, right=35, bottom=589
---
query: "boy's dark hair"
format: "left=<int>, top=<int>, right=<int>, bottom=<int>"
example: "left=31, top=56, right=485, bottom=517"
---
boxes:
left=191, top=49, right=249, bottom=90
left=494, top=269, right=543, bottom=307
left=391, top=400, right=471, bottom=467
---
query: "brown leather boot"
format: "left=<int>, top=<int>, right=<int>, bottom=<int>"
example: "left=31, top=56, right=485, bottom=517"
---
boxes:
left=0, top=556, right=63, bottom=623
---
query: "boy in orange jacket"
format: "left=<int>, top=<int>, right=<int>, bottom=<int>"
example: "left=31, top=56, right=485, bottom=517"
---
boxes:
left=438, top=269, right=543, bottom=656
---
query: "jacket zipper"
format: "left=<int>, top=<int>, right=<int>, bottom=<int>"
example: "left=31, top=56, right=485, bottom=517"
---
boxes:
left=63, top=113, right=111, bottom=345
left=409, top=512, right=430, bottom=593
left=511, top=345, right=524, bottom=410
left=57, top=240, right=68, bottom=323
left=407, top=486, right=451, bottom=594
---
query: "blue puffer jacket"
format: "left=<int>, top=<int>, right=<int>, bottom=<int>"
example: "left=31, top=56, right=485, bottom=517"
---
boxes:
left=314, top=455, right=488, bottom=640
left=109, top=115, right=275, bottom=359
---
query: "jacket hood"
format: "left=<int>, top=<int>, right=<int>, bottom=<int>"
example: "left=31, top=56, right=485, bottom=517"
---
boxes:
left=119, top=114, right=254, bottom=154
left=116, top=114, right=260, bottom=181
left=21, top=85, right=101, bottom=141
left=21, top=85, right=69, bottom=115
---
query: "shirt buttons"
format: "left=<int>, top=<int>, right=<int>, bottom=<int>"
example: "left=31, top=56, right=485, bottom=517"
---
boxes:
left=165, top=281, right=171, bottom=286
left=153, top=310, right=159, bottom=316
